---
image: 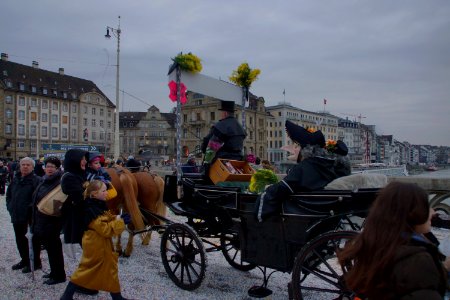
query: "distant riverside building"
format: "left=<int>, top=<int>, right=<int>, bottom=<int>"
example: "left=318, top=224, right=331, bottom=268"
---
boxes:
left=266, top=103, right=339, bottom=171
left=119, top=106, right=176, bottom=166
left=0, top=53, right=115, bottom=159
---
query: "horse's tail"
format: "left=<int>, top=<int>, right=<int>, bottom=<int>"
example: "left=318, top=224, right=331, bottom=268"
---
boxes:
left=119, top=172, right=145, bottom=230
left=154, top=175, right=167, bottom=219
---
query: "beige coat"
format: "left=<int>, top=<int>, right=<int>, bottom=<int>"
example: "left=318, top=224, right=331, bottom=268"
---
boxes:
left=70, top=211, right=125, bottom=293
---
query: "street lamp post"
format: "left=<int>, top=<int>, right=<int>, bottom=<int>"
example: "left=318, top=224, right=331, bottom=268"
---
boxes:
left=105, top=16, right=121, bottom=160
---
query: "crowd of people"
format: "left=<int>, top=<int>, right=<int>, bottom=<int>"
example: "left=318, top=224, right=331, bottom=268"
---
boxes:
left=2, top=150, right=132, bottom=299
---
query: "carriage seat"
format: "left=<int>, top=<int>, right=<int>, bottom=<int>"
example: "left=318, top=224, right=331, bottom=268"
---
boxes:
left=324, top=173, right=387, bottom=191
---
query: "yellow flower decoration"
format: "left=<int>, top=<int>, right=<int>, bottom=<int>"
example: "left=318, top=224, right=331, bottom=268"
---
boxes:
left=173, top=52, right=202, bottom=73
left=229, top=62, right=261, bottom=88
left=306, top=127, right=316, bottom=133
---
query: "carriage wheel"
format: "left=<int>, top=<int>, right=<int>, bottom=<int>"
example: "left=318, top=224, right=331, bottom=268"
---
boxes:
left=220, top=231, right=256, bottom=271
left=160, top=223, right=206, bottom=290
left=291, top=231, right=358, bottom=300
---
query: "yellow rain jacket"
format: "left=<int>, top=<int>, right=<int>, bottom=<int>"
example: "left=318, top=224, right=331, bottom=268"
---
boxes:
left=70, top=211, right=125, bottom=292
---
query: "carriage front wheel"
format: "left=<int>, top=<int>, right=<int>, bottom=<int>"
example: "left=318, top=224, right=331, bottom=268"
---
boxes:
left=160, top=223, right=207, bottom=290
left=291, top=230, right=358, bottom=300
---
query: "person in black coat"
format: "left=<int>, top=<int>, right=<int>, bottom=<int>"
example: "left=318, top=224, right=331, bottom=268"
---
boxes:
left=0, top=160, right=8, bottom=195
left=61, top=149, right=88, bottom=245
left=201, top=101, right=246, bottom=162
left=255, top=121, right=338, bottom=222
left=6, top=157, right=42, bottom=272
left=32, top=156, right=66, bottom=285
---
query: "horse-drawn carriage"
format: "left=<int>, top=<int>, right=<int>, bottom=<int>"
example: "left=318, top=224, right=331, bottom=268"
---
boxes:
left=126, top=171, right=378, bottom=299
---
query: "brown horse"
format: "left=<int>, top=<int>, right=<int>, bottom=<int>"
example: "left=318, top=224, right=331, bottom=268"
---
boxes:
left=106, top=166, right=166, bottom=256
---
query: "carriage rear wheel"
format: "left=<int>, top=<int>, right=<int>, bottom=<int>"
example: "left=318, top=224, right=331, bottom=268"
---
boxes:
left=160, top=223, right=207, bottom=290
left=220, top=231, right=256, bottom=271
left=291, top=231, right=358, bottom=300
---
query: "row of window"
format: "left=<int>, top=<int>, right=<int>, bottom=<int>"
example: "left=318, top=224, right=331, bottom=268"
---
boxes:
left=3, top=79, right=78, bottom=100
left=4, top=124, right=112, bottom=141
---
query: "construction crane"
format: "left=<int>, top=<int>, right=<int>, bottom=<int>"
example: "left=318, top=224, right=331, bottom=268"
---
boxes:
left=339, top=113, right=366, bottom=124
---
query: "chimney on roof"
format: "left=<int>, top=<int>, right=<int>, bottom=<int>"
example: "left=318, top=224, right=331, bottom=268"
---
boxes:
left=59, top=68, right=64, bottom=76
left=1, top=53, right=8, bottom=61
left=32, top=61, right=39, bottom=69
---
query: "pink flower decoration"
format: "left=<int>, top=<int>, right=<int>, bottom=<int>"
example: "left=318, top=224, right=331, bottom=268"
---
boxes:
left=208, top=140, right=223, bottom=151
left=168, top=80, right=187, bottom=104
left=246, top=154, right=256, bottom=163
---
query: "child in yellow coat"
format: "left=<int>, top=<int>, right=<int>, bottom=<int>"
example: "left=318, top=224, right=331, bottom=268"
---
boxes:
left=60, top=180, right=131, bottom=300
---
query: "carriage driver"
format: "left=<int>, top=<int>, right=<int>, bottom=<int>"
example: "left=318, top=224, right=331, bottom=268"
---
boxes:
left=255, top=121, right=338, bottom=222
left=201, top=100, right=246, bottom=163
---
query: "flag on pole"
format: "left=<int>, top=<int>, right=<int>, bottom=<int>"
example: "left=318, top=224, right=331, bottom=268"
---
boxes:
left=323, top=98, right=327, bottom=105
left=283, top=89, right=285, bottom=96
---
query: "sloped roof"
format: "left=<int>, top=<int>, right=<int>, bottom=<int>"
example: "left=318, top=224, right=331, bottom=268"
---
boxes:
left=0, top=59, right=113, bottom=107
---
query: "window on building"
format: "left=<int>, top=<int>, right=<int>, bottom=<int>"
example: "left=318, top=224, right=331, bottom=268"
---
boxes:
left=19, top=97, right=25, bottom=106
left=5, top=124, right=12, bottom=134
left=210, top=111, right=215, bottom=121
left=84, top=106, right=88, bottom=114
left=30, top=98, right=37, bottom=107
left=92, top=107, right=96, bottom=115
left=108, top=110, right=111, bottom=118
left=72, top=104, right=77, bottom=113
left=42, top=126, right=47, bottom=137
left=6, top=95, right=13, bottom=104
left=52, top=114, right=58, bottom=124
left=6, top=109, right=12, bottom=119
left=19, top=83, right=25, bottom=91
left=183, top=128, right=187, bottom=138
left=100, top=108, right=104, bottom=116
left=62, top=92, right=67, bottom=99
left=42, top=100, right=48, bottom=109
left=17, top=140, right=25, bottom=148
left=196, top=113, right=201, bottom=121
left=71, top=129, right=77, bottom=139
left=72, top=117, right=77, bottom=125
left=42, top=113, right=48, bottom=122
left=83, top=118, right=88, bottom=126
left=108, top=121, right=111, bottom=129
left=62, top=116, right=68, bottom=124
left=18, top=124, right=25, bottom=135
left=6, top=80, right=12, bottom=88
left=99, top=131, right=105, bottom=140
left=183, top=114, right=187, bottom=122
left=62, top=128, right=68, bottom=138
left=30, top=125, right=37, bottom=136
left=100, top=120, right=104, bottom=127
left=52, top=102, right=58, bottom=110
left=249, top=117, right=253, bottom=125
left=52, top=127, right=58, bottom=138
left=52, top=89, right=57, bottom=97
left=18, top=110, right=25, bottom=120
left=30, top=140, right=36, bottom=149
left=62, top=103, right=68, bottom=112
left=31, top=112, right=37, bottom=121
left=92, top=119, right=96, bottom=127
left=31, top=86, right=37, bottom=93
left=249, top=131, right=253, bottom=139
left=92, top=131, right=97, bottom=140
left=42, top=87, right=48, bottom=95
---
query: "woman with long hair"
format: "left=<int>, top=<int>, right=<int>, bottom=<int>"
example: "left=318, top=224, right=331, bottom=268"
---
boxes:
left=338, top=181, right=449, bottom=299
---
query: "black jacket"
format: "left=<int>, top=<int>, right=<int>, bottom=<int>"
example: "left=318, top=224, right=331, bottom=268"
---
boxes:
left=202, top=116, right=246, bottom=161
left=32, top=170, right=64, bottom=237
left=255, top=156, right=337, bottom=222
left=6, top=171, right=41, bottom=224
left=368, top=236, right=447, bottom=299
left=61, top=149, right=88, bottom=244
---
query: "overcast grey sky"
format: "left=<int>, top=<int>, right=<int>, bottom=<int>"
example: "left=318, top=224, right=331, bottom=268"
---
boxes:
left=1, top=0, right=449, bottom=146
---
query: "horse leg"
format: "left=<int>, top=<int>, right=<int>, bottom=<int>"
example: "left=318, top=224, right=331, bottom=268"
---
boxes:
left=123, top=230, right=134, bottom=257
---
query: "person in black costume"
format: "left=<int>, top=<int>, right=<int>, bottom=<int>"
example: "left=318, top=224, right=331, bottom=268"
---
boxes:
left=201, top=100, right=246, bottom=162
left=255, top=121, right=338, bottom=222
left=0, top=160, right=8, bottom=195
left=61, top=149, right=88, bottom=245
left=32, top=156, right=66, bottom=285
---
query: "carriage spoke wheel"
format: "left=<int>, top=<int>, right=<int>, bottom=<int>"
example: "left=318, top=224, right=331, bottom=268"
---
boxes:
left=160, top=223, right=206, bottom=290
left=291, top=231, right=358, bottom=300
left=220, top=231, right=256, bottom=271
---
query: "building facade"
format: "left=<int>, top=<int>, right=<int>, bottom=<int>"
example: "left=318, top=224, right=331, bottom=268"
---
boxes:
left=0, top=53, right=115, bottom=160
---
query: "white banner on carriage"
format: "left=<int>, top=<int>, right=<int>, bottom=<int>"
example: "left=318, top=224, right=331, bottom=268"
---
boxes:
left=168, top=70, right=242, bottom=103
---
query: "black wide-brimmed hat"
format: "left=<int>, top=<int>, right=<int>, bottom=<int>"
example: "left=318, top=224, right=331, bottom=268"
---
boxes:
left=334, top=140, right=348, bottom=156
left=285, top=120, right=325, bottom=148
left=218, top=100, right=236, bottom=112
